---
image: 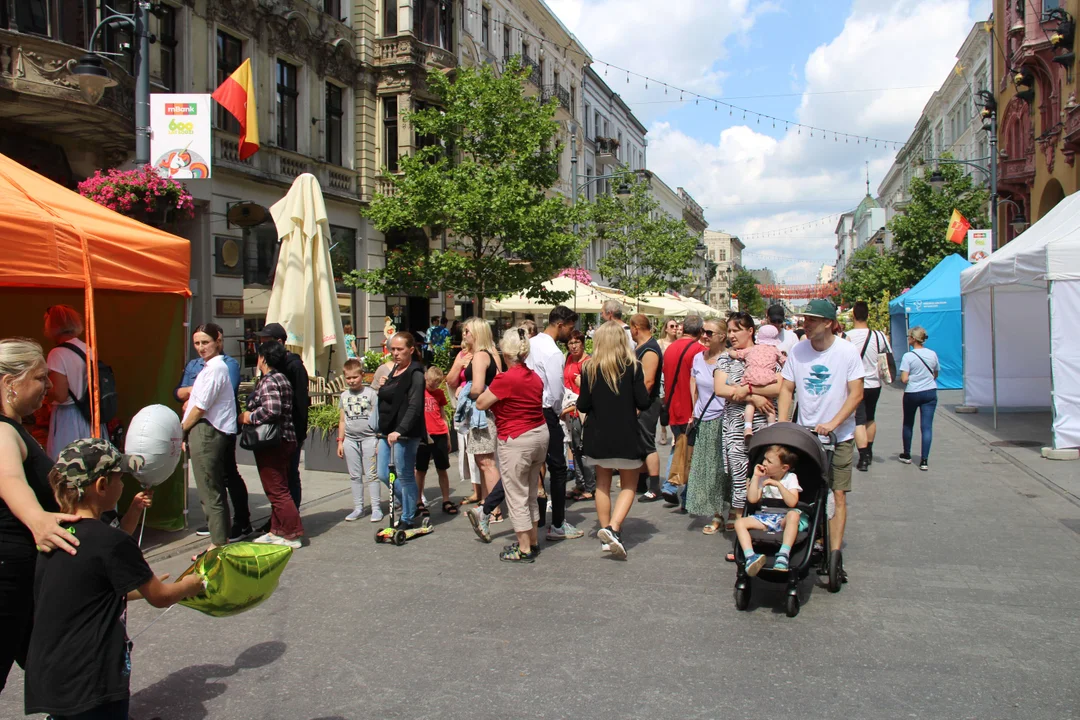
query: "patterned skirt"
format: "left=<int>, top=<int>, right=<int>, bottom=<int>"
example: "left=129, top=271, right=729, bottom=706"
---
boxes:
left=685, top=417, right=726, bottom=517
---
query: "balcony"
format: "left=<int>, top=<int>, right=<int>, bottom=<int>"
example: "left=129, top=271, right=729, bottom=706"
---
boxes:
left=542, top=84, right=571, bottom=113
left=214, top=134, right=361, bottom=201
left=521, top=54, right=541, bottom=87
left=999, top=154, right=1036, bottom=186
left=595, top=136, right=619, bottom=167
left=374, top=35, right=456, bottom=74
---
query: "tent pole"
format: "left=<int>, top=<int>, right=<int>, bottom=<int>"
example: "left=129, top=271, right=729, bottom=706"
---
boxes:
left=1047, top=282, right=1058, bottom=449
left=182, top=297, right=192, bottom=528
left=991, top=286, right=998, bottom=430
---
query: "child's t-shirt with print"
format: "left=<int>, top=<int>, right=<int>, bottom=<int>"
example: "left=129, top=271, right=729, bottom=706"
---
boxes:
left=424, top=387, right=449, bottom=436
left=341, top=387, right=377, bottom=439
left=760, top=471, right=801, bottom=501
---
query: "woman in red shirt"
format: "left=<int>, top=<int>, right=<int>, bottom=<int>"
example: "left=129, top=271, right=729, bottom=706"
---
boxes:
left=562, top=330, right=594, bottom=502
left=476, top=328, right=548, bottom=563
left=563, top=330, right=589, bottom=393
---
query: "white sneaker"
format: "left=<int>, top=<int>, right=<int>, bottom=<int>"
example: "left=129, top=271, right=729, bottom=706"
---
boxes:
left=271, top=535, right=302, bottom=549
left=252, top=532, right=277, bottom=544
left=370, top=509, right=385, bottom=523
left=345, top=508, right=365, bottom=522
left=601, top=543, right=611, bottom=552
left=547, top=522, right=585, bottom=541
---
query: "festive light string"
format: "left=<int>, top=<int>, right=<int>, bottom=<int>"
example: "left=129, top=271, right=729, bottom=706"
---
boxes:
left=738, top=212, right=846, bottom=239
left=740, top=248, right=835, bottom=263
left=465, top=8, right=911, bottom=151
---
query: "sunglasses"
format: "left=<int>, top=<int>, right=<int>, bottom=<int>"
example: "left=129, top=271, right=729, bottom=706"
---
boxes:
left=702, top=330, right=716, bottom=337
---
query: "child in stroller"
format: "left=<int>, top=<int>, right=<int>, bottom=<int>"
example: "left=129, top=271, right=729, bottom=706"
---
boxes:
left=734, top=444, right=806, bottom=575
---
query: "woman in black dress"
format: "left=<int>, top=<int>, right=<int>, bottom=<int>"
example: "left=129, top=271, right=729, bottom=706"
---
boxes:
left=578, top=322, right=651, bottom=560
left=0, top=338, right=82, bottom=692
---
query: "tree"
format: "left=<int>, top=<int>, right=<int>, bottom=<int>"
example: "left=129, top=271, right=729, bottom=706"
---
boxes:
left=839, top=245, right=906, bottom=305
left=346, top=59, right=581, bottom=312
left=579, top=170, right=700, bottom=299
left=889, top=160, right=988, bottom=286
left=729, top=269, right=766, bottom=317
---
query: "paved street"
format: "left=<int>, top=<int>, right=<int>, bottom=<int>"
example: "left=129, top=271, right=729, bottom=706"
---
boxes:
left=4, top=387, right=1080, bottom=719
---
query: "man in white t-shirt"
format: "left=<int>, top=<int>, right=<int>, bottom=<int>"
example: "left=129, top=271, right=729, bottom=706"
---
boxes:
left=778, top=299, right=864, bottom=566
left=844, top=300, right=892, bottom=472
left=767, top=304, right=799, bottom=357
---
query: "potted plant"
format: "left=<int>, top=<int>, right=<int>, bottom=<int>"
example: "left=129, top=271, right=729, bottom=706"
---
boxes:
left=304, top=403, right=347, bottom=473
left=362, top=349, right=389, bottom=384
left=78, top=164, right=195, bottom=229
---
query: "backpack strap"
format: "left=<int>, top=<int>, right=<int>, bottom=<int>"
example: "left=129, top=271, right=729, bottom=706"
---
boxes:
left=57, top=342, right=92, bottom=422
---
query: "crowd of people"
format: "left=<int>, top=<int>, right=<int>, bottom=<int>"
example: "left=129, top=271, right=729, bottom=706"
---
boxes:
left=0, top=296, right=944, bottom=717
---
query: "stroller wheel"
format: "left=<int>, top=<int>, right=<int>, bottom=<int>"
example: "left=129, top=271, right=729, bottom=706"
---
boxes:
left=827, top=550, right=843, bottom=593
left=734, top=580, right=750, bottom=611
left=785, top=593, right=800, bottom=618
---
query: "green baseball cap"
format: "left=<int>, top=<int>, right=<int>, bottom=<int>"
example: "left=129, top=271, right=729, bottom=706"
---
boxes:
left=802, top=298, right=838, bottom=321
left=53, top=438, right=144, bottom=497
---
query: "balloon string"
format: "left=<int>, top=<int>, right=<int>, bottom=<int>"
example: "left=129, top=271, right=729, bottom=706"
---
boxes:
left=137, top=505, right=148, bottom=548
left=131, top=605, right=174, bottom=642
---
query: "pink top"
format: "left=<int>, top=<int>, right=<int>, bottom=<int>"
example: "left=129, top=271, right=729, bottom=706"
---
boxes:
left=731, top=344, right=783, bottom=387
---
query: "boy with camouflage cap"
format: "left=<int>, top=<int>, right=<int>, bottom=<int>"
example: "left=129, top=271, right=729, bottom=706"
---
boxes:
left=24, top=438, right=203, bottom=719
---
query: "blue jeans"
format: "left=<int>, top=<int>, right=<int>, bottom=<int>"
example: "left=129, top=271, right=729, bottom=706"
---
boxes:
left=902, top=389, right=937, bottom=460
left=661, top=423, right=692, bottom=508
left=377, top=437, right=421, bottom=525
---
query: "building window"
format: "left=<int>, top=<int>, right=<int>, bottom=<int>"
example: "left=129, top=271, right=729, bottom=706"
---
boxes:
left=15, top=0, right=50, bottom=36
left=159, top=5, right=178, bottom=92
left=570, top=86, right=576, bottom=117
left=594, top=111, right=601, bottom=140
left=330, top=225, right=358, bottom=329
left=383, top=96, right=399, bottom=172
left=553, top=69, right=560, bottom=89
left=326, top=83, right=344, bottom=165
left=323, top=0, right=341, bottom=19
left=276, top=60, right=299, bottom=151
left=503, top=25, right=510, bottom=59
left=216, top=31, right=243, bottom=134
left=584, top=103, right=590, bottom=136
left=414, top=0, right=453, bottom=51
left=538, top=58, right=545, bottom=85
left=718, top=249, right=726, bottom=261
left=481, top=6, right=490, bottom=47
left=244, top=226, right=279, bottom=286
left=585, top=165, right=593, bottom=200
left=383, top=0, right=397, bottom=36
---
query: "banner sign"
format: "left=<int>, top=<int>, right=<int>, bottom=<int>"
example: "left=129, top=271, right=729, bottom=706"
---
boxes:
left=151, top=94, right=212, bottom=179
left=967, top=229, right=991, bottom=262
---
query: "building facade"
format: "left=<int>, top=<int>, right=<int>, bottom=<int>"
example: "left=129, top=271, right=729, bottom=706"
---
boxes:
left=994, top=0, right=1079, bottom=245
left=703, top=230, right=744, bottom=311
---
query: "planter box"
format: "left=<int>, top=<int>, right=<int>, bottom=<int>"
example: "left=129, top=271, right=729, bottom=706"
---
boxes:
left=304, top=433, right=347, bottom=473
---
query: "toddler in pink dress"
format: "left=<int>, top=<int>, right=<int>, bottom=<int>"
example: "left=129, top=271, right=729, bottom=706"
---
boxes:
left=731, top=324, right=784, bottom=437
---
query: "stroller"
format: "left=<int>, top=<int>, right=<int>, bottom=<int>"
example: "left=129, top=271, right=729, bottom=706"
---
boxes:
left=732, top=423, right=843, bottom=617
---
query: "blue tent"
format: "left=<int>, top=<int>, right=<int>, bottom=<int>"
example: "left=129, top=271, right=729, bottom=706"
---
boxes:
left=888, top=254, right=971, bottom=390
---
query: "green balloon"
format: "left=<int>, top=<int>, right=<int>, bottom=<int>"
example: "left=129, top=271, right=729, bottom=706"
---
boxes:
left=178, top=542, right=293, bottom=617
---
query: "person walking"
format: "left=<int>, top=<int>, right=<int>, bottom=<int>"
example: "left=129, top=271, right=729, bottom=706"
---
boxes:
left=578, top=322, right=651, bottom=560
left=629, top=315, right=664, bottom=501
left=686, top=319, right=728, bottom=533
left=176, top=327, right=251, bottom=541
left=255, top=323, right=309, bottom=516
left=898, top=326, right=939, bottom=471
left=475, top=328, right=548, bottom=562
left=659, top=316, right=705, bottom=506
left=241, top=342, right=303, bottom=549
left=778, top=299, right=864, bottom=578
left=375, top=332, right=427, bottom=529
left=845, top=300, right=892, bottom=471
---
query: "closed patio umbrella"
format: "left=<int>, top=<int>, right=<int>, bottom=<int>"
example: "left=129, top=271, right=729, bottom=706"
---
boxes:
left=267, top=173, right=346, bottom=378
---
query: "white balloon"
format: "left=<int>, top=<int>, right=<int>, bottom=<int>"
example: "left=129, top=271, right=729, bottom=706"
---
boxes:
left=125, top=404, right=184, bottom=487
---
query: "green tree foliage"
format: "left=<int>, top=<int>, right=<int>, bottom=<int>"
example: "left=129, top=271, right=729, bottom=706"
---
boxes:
left=729, top=269, right=766, bottom=317
left=579, top=170, right=701, bottom=299
left=839, top=245, right=906, bottom=305
left=347, top=59, right=581, bottom=312
left=888, top=161, right=988, bottom=284
left=867, top=291, right=891, bottom=332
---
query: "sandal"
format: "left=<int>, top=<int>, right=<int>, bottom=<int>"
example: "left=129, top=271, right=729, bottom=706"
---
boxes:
left=725, top=551, right=736, bottom=562
left=702, top=521, right=722, bottom=535
left=639, top=491, right=660, bottom=503
left=490, top=510, right=505, bottom=523
left=442, top=501, right=458, bottom=515
left=566, top=489, right=585, bottom=501
left=459, top=494, right=480, bottom=506
left=417, top=503, right=430, bottom=517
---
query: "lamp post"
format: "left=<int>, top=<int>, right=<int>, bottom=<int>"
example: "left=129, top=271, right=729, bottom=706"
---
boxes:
left=72, top=2, right=154, bottom=165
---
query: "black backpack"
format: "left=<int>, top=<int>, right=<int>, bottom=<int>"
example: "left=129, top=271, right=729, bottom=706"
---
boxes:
left=58, top=342, right=119, bottom=425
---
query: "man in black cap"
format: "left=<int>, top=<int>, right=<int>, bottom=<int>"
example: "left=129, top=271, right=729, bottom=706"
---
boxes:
left=256, top=323, right=309, bottom=513
left=766, top=303, right=799, bottom=357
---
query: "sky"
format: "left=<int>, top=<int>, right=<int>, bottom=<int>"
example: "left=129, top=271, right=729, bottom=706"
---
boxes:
left=545, top=0, right=993, bottom=284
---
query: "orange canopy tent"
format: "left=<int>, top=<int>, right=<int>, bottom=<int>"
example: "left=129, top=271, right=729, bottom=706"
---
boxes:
left=0, top=152, right=191, bottom=530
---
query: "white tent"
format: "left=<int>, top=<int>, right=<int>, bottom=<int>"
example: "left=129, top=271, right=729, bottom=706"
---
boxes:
left=959, top=191, right=1080, bottom=449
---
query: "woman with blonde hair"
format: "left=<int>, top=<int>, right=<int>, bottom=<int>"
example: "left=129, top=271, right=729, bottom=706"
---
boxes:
left=43, top=305, right=104, bottom=460
left=898, top=326, right=939, bottom=471
left=0, top=338, right=82, bottom=691
left=456, top=318, right=503, bottom=510
left=577, top=321, right=650, bottom=559
left=656, top=318, right=681, bottom=446
left=476, top=328, right=547, bottom=562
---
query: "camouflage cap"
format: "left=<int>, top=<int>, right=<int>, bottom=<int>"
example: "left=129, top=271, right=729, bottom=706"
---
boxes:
left=54, top=438, right=144, bottom=495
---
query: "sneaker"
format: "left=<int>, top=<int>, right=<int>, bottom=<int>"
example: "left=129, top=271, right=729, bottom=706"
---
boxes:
left=195, top=525, right=210, bottom=537
left=600, top=543, right=611, bottom=552
left=919, top=458, right=929, bottom=471
left=466, top=506, right=492, bottom=543
left=856, top=453, right=869, bottom=472
left=547, top=522, right=585, bottom=541
left=745, top=552, right=766, bottom=577
left=597, top=526, right=626, bottom=559
left=499, top=545, right=537, bottom=563
left=773, top=554, right=790, bottom=572
left=228, top=524, right=252, bottom=542
left=252, top=532, right=277, bottom=544
left=264, top=534, right=302, bottom=549
left=898, top=453, right=912, bottom=464
left=370, top=509, right=384, bottom=523
left=345, top=508, right=365, bottom=522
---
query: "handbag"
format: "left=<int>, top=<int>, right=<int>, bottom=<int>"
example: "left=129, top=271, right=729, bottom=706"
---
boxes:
left=667, top=432, right=690, bottom=486
left=239, top=421, right=282, bottom=451
left=875, top=332, right=896, bottom=384
left=660, top=341, right=695, bottom=427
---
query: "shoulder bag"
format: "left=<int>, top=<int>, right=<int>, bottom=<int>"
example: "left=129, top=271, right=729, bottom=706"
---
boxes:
left=875, top=332, right=896, bottom=384
left=912, top=350, right=938, bottom=378
left=660, top=341, right=695, bottom=427
left=239, top=379, right=283, bottom=451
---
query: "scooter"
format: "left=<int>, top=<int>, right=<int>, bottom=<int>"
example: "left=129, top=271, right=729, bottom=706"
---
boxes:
left=374, top=463, right=433, bottom=545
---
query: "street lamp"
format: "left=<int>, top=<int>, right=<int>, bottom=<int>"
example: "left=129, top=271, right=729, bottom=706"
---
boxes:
left=72, top=1, right=154, bottom=164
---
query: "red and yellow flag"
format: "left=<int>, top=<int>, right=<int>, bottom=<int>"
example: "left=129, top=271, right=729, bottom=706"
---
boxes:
left=946, top=208, right=970, bottom=245
left=212, top=58, right=259, bottom=159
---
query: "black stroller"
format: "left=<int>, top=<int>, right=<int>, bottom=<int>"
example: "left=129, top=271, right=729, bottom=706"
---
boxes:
left=732, top=423, right=843, bottom=617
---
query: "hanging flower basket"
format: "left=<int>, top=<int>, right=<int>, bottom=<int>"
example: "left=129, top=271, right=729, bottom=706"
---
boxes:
left=78, top=164, right=195, bottom=228
left=558, top=267, right=592, bottom=284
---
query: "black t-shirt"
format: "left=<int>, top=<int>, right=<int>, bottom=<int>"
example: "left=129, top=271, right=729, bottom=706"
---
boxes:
left=284, top=351, right=309, bottom=441
left=0, top=415, right=58, bottom=561
left=25, top=519, right=153, bottom=716
left=635, top=337, right=663, bottom=401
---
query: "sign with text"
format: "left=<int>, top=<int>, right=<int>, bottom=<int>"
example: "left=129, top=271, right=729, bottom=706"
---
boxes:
left=151, top=94, right=212, bottom=179
left=967, top=229, right=991, bottom=262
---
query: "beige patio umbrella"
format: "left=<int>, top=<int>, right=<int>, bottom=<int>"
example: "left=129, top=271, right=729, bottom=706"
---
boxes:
left=487, top=276, right=611, bottom=314
left=267, top=173, right=347, bottom=378
left=589, top=284, right=665, bottom=316
left=636, top=293, right=695, bottom=318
